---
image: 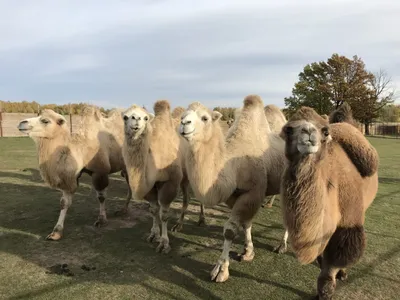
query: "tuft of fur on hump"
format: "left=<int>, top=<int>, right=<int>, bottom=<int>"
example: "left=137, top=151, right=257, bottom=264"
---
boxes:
left=154, top=100, right=171, bottom=115
left=172, top=107, right=185, bottom=119
left=243, top=94, right=263, bottom=108
left=289, top=106, right=329, bottom=126
left=329, top=102, right=356, bottom=126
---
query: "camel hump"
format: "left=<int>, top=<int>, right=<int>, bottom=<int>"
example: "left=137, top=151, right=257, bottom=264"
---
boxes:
left=331, top=122, right=379, bottom=177
left=289, top=107, right=328, bottom=125
left=172, top=106, right=185, bottom=119
left=243, top=95, right=263, bottom=108
left=329, top=102, right=354, bottom=125
left=154, top=100, right=171, bottom=114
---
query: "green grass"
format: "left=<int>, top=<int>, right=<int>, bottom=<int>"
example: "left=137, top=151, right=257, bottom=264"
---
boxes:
left=0, top=137, right=399, bottom=300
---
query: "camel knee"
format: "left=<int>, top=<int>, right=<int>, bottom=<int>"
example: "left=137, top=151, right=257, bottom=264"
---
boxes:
left=324, top=225, right=366, bottom=268
left=223, top=221, right=239, bottom=241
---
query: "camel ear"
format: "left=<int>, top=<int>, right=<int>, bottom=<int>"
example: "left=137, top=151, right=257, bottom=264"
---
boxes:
left=212, top=111, right=222, bottom=122
left=57, top=118, right=66, bottom=126
left=148, top=113, right=155, bottom=122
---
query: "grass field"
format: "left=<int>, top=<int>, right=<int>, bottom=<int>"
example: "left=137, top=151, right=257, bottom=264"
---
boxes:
left=0, top=137, right=399, bottom=300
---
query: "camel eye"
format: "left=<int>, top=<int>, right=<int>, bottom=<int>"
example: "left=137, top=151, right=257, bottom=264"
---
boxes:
left=41, top=118, right=50, bottom=124
left=123, top=115, right=128, bottom=121
left=201, top=116, right=208, bottom=122
left=322, top=127, right=329, bottom=137
left=285, top=126, right=293, bottom=136
left=144, top=116, right=148, bottom=121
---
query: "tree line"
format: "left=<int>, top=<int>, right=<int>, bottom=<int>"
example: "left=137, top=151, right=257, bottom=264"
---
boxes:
left=0, top=101, right=111, bottom=115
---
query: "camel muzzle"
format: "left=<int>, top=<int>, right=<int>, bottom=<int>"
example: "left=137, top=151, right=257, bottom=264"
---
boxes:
left=17, top=121, right=31, bottom=132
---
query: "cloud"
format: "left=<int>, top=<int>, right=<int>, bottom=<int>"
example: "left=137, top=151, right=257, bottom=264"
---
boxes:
left=0, top=0, right=399, bottom=109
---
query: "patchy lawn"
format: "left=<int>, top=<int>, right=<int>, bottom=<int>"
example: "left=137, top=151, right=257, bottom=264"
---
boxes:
left=0, top=137, right=399, bottom=300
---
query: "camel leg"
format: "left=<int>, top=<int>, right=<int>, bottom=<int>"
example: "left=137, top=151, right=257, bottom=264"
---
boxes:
left=156, top=179, right=180, bottom=254
left=46, top=191, right=73, bottom=240
left=171, top=178, right=190, bottom=232
left=146, top=187, right=161, bottom=243
left=264, top=195, right=276, bottom=208
left=198, top=203, right=206, bottom=226
left=273, top=229, right=288, bottom=254
left=317, top=263, right=340, bottom=300
left=316, top=255, right=347, bottom=281
left=240, top=222, right=255, bottom=261
left=92, top=174, right=109, bottom=227
left=211, top=190, right=262, bottom=283
left=115, top=171, right=132, bottom=216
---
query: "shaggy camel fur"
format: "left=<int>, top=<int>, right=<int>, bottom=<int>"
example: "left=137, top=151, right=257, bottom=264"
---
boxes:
left=280, top=106, right=379, bottom=299
left=17, top=107, right=131, bottom=240
left=122, top=100, right=201, bottom=254
left=179, top=95, right=286, bottom=282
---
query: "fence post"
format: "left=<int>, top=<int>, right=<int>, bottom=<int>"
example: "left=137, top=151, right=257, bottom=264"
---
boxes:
left=0, top=102, right=3, bottom=137
left=69, top=104, right=72, bottom=133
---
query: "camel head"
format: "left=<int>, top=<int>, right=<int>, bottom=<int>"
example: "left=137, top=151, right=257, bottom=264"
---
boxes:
left=179, top=102, right=222, bottom=142
left=122, top=105, right=154, bottom=138
left=17, top=109, right=68, bottom=139
left=280, top=107, right=332, bottom=159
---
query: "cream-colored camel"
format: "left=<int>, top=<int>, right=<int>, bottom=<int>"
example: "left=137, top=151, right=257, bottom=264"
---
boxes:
left=280, top=106, right=378, bottom=300
left=179, top=95, right=286, bottom=282
left=227, top=103, right=289, bottom=253
left=17, top=107, right=131, bottom=240
left=171, top=106, right=206, bottom=226
left=122, top=100, right=198, bottom=254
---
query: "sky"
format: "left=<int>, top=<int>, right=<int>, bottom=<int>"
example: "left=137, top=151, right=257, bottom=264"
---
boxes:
left=0, top=0, right=399, bottom=110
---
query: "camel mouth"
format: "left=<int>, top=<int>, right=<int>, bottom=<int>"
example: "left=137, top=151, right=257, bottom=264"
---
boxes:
left=297, top=142, right=318, bottom=154
left=130, top=126, right=140, bottom=132
left=180, top=129, right=195, bottom=138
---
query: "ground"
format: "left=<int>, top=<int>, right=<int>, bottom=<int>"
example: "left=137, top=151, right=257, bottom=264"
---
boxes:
left=0, top=137, right=399, bottom=300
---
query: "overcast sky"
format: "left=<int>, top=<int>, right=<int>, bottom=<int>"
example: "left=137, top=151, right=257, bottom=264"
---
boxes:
left=1, top=0, right=399, bottom=110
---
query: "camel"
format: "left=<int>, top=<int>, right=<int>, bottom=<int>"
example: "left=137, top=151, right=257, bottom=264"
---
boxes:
left=171, top=106, right=206, bottom=227
left=179, top=95, right=286, bottom=282
left=122, top=100, right=202, bottom=254
left=17, top=107, right=131, bottom=240
left=279, top=106, right=379, bottom=299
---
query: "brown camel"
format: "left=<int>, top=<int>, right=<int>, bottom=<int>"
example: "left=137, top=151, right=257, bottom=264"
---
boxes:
left=280, top=106, right=379, bottom=299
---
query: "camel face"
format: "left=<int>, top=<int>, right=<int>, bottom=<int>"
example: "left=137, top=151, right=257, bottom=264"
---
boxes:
left=179, top=105, right=222, bottom=142
left=17, top=109, right=67, bottom=138
left=122, top=106, right=154, bottom=138
left=282, top=120, right=331, bottom=157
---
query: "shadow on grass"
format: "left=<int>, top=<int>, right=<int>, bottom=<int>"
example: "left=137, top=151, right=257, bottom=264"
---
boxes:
left=0, top=177, right=313, bottom=300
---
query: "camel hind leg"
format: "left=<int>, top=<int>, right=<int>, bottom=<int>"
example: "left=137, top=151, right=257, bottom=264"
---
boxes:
left=157, top=177, right=181, bottom=254
left=316, top=225, right=366, bottom=299
left=115, top=170, right=132, bottom=216
left=171, top=178, right=190, bottom=232
left=262, top=195, right=276, bottom=208
left=46, top=191, right=74, bottom=240
left=273, top=229, right=289, bottom=254
left=211, top=189, right=263, bottom=283
left=198, top=203, right=206, bottom=226
left=92, top=173, right=109, bottom=227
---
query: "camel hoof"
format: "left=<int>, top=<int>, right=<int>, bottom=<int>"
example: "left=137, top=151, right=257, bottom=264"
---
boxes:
left=210, top=263, right=229, bottom=283
left=273, top=244, right=287, bottom=254
left=146, top=233, right=160, bottom=243
left=197, top=218, right=206, bottom=227
left=46, top=231, right=62, bottom=241
left=240, top=250, right=255, bottom=262
left=94, top=217, right=108, bottom=228
left=171, top=222, right=183, bottom=232
left=156, top=239, right=171, bottom=254
left=265, top=203, right=273, bottom=208
left=336, top=270, right=348, bottom=281
left=114, top=208, right=128, bottom=217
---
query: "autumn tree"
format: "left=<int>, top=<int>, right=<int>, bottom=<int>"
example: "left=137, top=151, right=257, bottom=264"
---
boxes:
left=284, top=54, right=396, bottom=134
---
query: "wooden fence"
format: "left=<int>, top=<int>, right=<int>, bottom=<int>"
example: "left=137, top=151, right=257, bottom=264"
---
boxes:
left=0, top=112, right=85, bottom=137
